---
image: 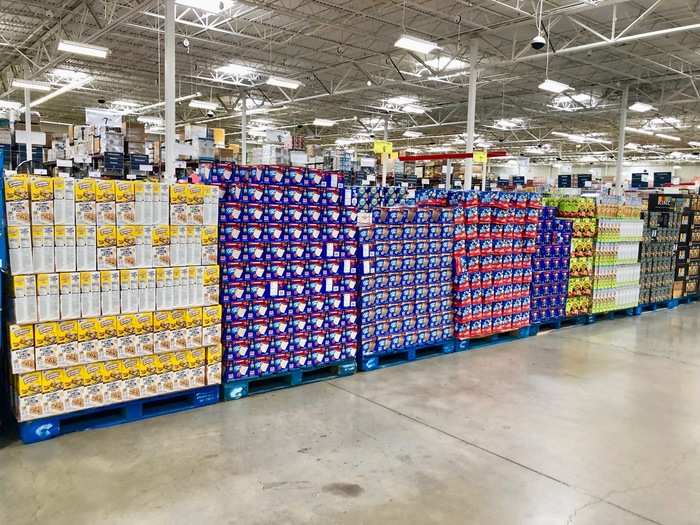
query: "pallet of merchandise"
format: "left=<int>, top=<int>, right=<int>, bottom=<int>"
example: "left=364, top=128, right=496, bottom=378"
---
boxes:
left=17, top=384, right=220, bottom=444
left=221, top=358, right=357, bottom=401
left=634, top=298, right=679, bottom=315
left=678, top=295, right=700, bottom=305
left=358, top=339, right=456, bottom=372
left=585, top=307, right=639, bottom=323
left=454, top=326, right=531, bottom=351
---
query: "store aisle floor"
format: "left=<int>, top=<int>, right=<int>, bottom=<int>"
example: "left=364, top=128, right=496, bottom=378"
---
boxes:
left=2, top=304, right=700, bottom=525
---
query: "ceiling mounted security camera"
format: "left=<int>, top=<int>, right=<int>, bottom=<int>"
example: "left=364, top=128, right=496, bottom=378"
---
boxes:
left=531, top=34, right=546, bottom=51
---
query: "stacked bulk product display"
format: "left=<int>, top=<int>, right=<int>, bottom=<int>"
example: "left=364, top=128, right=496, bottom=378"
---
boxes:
left=356, top=206, right=453, bottom=370
left=3, top=175, right=222, bottom=429
left=529, top=206, right=573, bottom=327
left=591, top=195, right=644, bottom=313
left=452, top=191, right=539, bottom=343
left=639, top=193, right=684, bottom=305
left=674, top=195, right=700, bottom=298
left=217, top=166, right=358, bottom=394
left=549, top=196, right=597, bottom=317
left=351, top=186, right=408, bottom=212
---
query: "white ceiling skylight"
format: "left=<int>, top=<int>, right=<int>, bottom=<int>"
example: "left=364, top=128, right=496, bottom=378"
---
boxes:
left=395, top=34, right=439, bottom=54
left=176, top=0, right=236, bottom=13
left=424, top=56, right=467, bottom=71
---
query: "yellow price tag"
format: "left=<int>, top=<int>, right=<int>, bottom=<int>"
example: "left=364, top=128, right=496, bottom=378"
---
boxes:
left=473, top=150, right=487, bottom=163
left=390, top=152, right=399, bottom=160
left=373, top=140, right=393, bottom=154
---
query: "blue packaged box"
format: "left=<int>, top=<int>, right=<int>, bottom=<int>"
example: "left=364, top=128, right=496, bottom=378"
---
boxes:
left=269, top=316, right=291, bottom=336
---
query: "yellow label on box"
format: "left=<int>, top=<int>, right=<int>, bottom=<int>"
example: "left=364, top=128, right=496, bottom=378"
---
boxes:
left=36, top=273, right=57, bottom=295
left=185, top=307, right=203, bottom=327
left=121, top=358, right=139, bottom=380
left=12, top=274, right=36, bottom=297
left=56, top=320, right=78, bottom=344
left=170, top=309, right=186, bottom=330
left=34, top=322, right=58, bottom=347
left=16, top=371, right=43, bottom=397
left=203, top=265, right=220, bottom=286
left=153, top=311, right=171, bottom=332
left=96, top=225, right=117, bottom=248
left=201, top=225, right=217, bottom=245
left=102, top=360, right=123, bottom=382
left=9, top=324, right=34, bottom=350
left=63, top=365, right=85, bottom=389
left=202, top=305, right=222, bottom=327
left=206, top=344, right=222, bottom=365
left=171, top=351, right=188, bottom=371
left=116, top=314, right=136, bottom=337
left=187, top=348, right=206, bottom=367
left=5, top=176, right=29, bottom=201
left=151, top=225, right=170, bottom=246
left=95, top=180, right=116, bottom=202
left=30, top=177, right=54, bottom=201
left=115, top=180, right=135, bottom=202
left=75, top=179, right=96, bottom=201
left=41, top=369, right=67, bottom=393
left=77, top=318, right=99, bottom=342
left=82, top=363, right=103, bottom=385
left=116, top=226, right=138, bottom=247
left=188, top=184, right=204, bottom=205
left=134, top=312, right=153, bottom=334
left=140, top=355, right=162, bottom=375
left=97, top=316, right=117, bottom=339
left=169, top=184, right=189, bottom=204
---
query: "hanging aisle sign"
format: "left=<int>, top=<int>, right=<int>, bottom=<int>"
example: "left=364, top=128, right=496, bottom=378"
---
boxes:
left=373, top=140, right=393, bottom=154
left=473, top=150, right=487, bottom=163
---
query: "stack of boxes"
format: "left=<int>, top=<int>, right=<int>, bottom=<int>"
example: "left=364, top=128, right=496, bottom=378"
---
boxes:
left=217, top=166, right=358, bottom=382
left=357, top=207, right=453, bottom=361
left=350, top=186, right=408, bottom=212
left=125, top=122, right=148, bottom=174
left=675, top=196, right=700, bottom=298
left=639, top=193, right=684, bottom=304
left=452, top=191, right=538, bottom=340
left=4, top=176, right=222, bottom=422
left=591, top=195, right=644, bottom=313
left=529, top=206, right=572, bottom=325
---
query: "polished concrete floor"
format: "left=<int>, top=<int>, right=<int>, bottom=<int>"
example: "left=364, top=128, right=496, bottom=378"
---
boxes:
left=2, top=303, right=700, bottom=525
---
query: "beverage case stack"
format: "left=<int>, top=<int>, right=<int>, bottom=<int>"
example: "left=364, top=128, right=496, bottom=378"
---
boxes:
left=529, top=207, right=573, bottom=325
left=4, top=176, right=223, bottom=422
left=452, top=191, right=540, bottom=340
left=216, top=166, right=359, bottom=382
left=591, top=195, right=644, bottom=313
left=674, top=196, right=700, bottom=298
left=549, top=197, right=597, bottom=317
left=357, top=207, right=453, bottom=361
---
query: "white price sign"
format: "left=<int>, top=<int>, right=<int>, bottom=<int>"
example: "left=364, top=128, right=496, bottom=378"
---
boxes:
left=139, top=164, right=153, bottom=172
left=33, top=168, right=48, bottom=175
left=56, top=159, right=73, bottom=168
left=88, top=170, right=101, bottom=178
left=174, top=161, right=186, bottom=168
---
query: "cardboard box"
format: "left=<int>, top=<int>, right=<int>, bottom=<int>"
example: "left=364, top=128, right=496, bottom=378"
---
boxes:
left=36, top=273, right=60, bottom=322
left=54, top=225, right=77, bottom=272
left=59, top=272, right=81, bottom=319
left=76, top=225, right=97, bottom=271
left=31, top=225, right=55, bottom=273
left=8, top=225, right=34, bottom=274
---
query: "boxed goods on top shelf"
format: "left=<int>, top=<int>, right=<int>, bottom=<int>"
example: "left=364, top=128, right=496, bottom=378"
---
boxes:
left=357, top=206, right=453, bottom=361
left=3, top=176, right=223, bottom=422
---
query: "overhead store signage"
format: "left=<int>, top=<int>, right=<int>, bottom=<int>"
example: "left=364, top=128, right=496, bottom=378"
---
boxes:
left=576, top=174, right=592, bottom=188
left=653, top=171, right=672, bottom=187
left=473, top=150, right=487, bottom=163
left=558, top=174, right=572, bottom=188
left=513, top=175, right=525, bottom=185
left=631, top=173, right=649, bottom=189
left=373, top=140, right=393, bottom=154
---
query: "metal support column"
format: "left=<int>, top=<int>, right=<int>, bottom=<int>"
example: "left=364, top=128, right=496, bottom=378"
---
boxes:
left=240, top=91, right=247, bottom=164
left=464, top=39, right=478, bottom=189
left=382, top=116, right=389, bottom=186
left=446, top=159, right=452, bottom=189
left=24, top=88, right=31, bottom=172
left=615, top=85, right=629, bottom=188
left=163, top=0, right=176, bottom=183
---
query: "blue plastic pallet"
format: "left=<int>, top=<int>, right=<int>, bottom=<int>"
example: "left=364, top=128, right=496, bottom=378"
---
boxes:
left=18, top=385, right=220, bottom=444
left=222, top=359, right=357, bottom=401
left=678, top=295, right=699, bottom=305
left=358, top=339, right=456, bottom=371
left=634, top=299, right=679, bottom=315
left=588, top=307, right=639, bottom=322
left=455, top=326, right=531, bottom=351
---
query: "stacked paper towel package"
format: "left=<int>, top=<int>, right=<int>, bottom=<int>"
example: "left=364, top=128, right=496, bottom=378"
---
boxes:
left=529, top=207, right=573, bottom=325
left=213, top=165, right=358, bottom=381
left=4, top=176, right=223, bottom=422
left=350, top=186, right=408, bottom=211
left=450, top=190, right=540, bottom=340
left=357, top=206, right=453, bottom=360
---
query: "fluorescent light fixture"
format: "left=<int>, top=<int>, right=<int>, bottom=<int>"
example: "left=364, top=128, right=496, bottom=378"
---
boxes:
left=189, top=99, right=219, bottom=110
left=137, top=116, right=164, bottom=125
left=41, top=120, right=73, bottom=126
left=629, top=101, right=655, bottom=112
left=266, top=76, right=301, bottom=89
left=133, top=92, right=201, bottom=113
left=402, top=104, right=425, bottom=114
left=494, top=118, right=524, bottom=130
left=0, top=100, right=22, bottom=110
left=12, top=79, right=51, bottom=92
left=216, top=64, right=255, bottom=76
left=424, top=56, right=467, bottom=71
left=394, top=34, right=439, bottom=54
left=176, top=0, right=235, bottom=12
left=386, top=96, right=417, bottom=106
left=689, top=141, right=700, bottom=147
left=551, top=131, right=611, bottom=144
left=112, top=100, right=142, bottom=107
left=248, top=129, right=268, bottom=137
left=57, top=39, right=109, bottom=59
left=625, top=126, right=654, bottom=136
left=28, top=76, right=93, bottom=108
left=403, top=130, right=423, bottom=138
left=538, top=79, right=571, bottom=93
left=655, top=133, right=681, bottom=142
left=313, top=118, right=335, bottom=127
left=51, top=68, right=90, bottom=81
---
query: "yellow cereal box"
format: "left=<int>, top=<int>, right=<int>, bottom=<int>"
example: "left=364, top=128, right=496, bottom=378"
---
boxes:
left=56, top=320, right=78, bottom=344
left=140, top=355, right=163, bottom=375
left=134, top=312, right=153, bottom=334
left=34, top=322, right=58, bottom=347
left=185, top=307, right=203, bottom=327
left=170, top=309, right=186, bottom=330
left=97, top=316, right=117, bottom=339
left=116, top=314, right=137, bottom=337
left=77, top=318, right=99, bottom=342
left=15, top=371, right=43, bottom=397
left=121, top=357, right=140, bottom=380
left=75, top=179, right=96, bottom=202
left=95, top=180, right=116, bottom=202
left=115, top=180, right=135, bottom=202
left=203, top=265, right=220, bottom=286
left=96, top=225, right=117, bottom=248
left=151, top=225, right=170, bottom=246
left=82, top=363, right=103, bottom=386
left=206, top=344, right=222, bottom=365
left=153, top=311, right=171, bottom=332
left=116, top=225, right=137, bottom=247
left=4, top=176, right=29, bottom=201
left=187, top=348, right=206, bottom=368
left=30, top=177, right=54, bottom=201
left=201, top=225, right=217, bottom=245
left=41, top=369, right=67, bottom=393
left=171, top=351, right=189, bottom=371
left=102, top=360, right=124, bottom=382
left=63, top=365, right=85, bottom=389
left=158, top=352, right=175, bottom=372
left=170, top=184, right=189, bottom=204
left=9, top=324, right=34, bottom=350
left=202, top=305, right=222, bottom=327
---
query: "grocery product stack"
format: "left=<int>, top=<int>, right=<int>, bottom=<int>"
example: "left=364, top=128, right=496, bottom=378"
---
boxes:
left=3, top=176, right=222, bottom=424
left=639, top=194, right=684, bottom=305
left=452, top=191, right=538, bottom=341
left=674, top=196, right=700, bottom=298
left=549, top=197, right=597, bottom=317
left=591, top=195, right=644, bottom=314
left=357, top=206, right=453, bottom=368
left=217, top=166, right=358, bottom=384
left=529, top=206, right=573, bottom=325
left=351, top=186, right=408, bottom=212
